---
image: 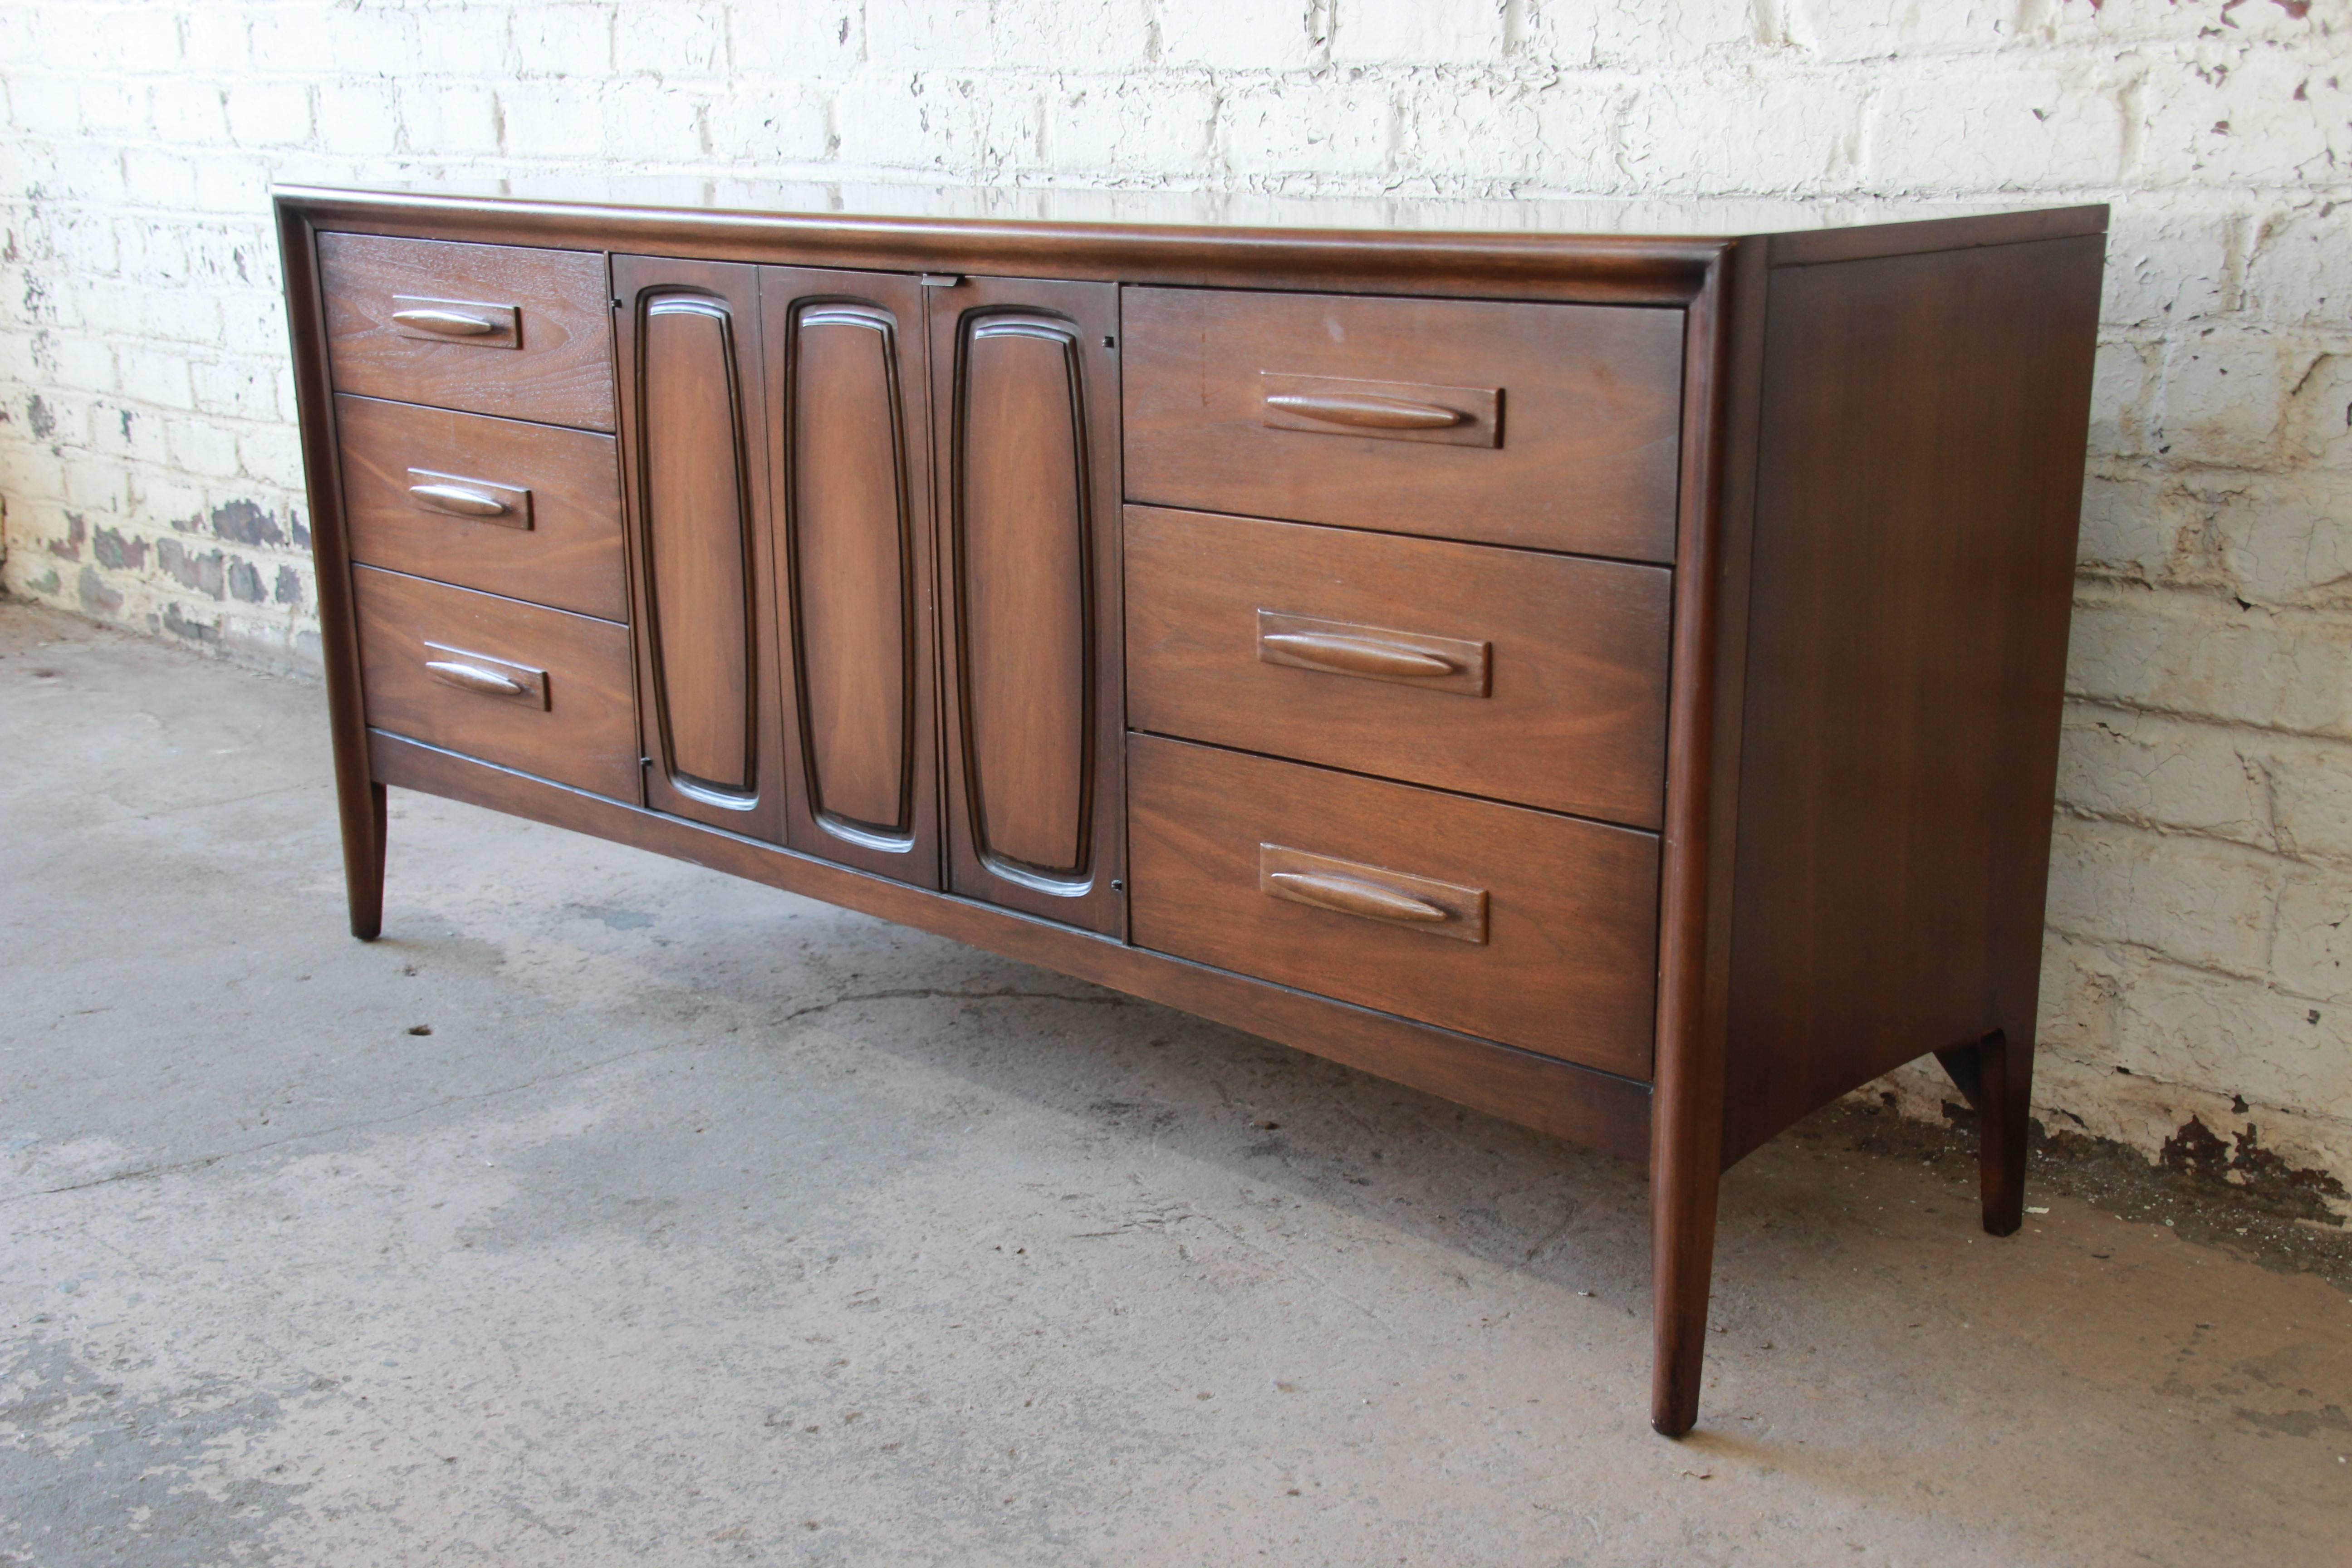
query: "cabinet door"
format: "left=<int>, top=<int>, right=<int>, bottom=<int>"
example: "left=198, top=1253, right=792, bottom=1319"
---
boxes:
left=614, top=257, right=786, bottom=839
left=931, top=278, right=1125, bottom=934
left=760, top=267, right=940, bottom=887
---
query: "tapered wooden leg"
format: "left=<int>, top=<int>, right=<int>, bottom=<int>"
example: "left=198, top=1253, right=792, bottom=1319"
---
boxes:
left=340, top=778, right=387, bottom=941
left=1936, top=1029, right=2034, bottom=1236
left=1651, top=1145, right=1722, bottom=1437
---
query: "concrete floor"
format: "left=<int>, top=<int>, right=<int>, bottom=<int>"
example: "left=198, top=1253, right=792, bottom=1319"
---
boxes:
left=1, top=598, right=2347, bottom=1567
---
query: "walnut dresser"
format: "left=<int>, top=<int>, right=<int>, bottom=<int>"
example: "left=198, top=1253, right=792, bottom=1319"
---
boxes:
left=273, top=184, right=2106, bottom=1436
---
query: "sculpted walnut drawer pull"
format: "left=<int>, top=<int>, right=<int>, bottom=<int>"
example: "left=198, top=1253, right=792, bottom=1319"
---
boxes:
left=425, top=659, right=522, bottom=696
left=407, top=482, right=506, bottom=517
left=1256, top=610, right=1492, bottom=697
left=404, top=468, right=534, bottom=529
left=392, top=308, right=497, bottom=336
left=1259, top=844, right=1489, bottom=944
left=1262, top=392, right=1466, bottom=430
left=388, top=295, right=521, bottom=348
left=1259, top=630, right=1455, bottom=680
left=1268, top=871, right=1450, bottom=924
left=421, top=641, right=549, bottom=710
left=1257, top=372, right=1500, bottom=448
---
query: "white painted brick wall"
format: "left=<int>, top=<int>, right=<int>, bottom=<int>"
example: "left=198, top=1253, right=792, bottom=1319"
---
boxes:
left=3, top=0, right=2348, bottom=1206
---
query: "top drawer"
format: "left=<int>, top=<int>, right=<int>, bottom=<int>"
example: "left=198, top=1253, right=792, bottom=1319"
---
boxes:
left=1121, top=287, right=1684, bottom=563
left=319, top=234, right=616, bottom=432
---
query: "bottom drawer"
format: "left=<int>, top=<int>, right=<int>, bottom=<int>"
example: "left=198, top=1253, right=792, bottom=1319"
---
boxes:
left=353, top=566, right=639, bottom=801
left=1127, top=735, right=1659, bottom=1078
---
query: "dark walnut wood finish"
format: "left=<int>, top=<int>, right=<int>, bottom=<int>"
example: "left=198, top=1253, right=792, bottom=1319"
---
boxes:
left=1122, top=285, right=1684, bottom=561
left=1125, top=505, right=1672, bottom=827
left=1130, top=735, right=1660, bottom=1076
left=275, top=185, right=2107, bottom=1439
left=335, top=394, right=627, bottom=620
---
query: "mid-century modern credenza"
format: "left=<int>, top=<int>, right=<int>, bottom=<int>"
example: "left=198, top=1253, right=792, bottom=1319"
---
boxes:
left=273, top=183, right=2106, bottom=1436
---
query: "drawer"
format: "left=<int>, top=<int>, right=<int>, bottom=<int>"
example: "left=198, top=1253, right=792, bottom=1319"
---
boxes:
left=1125, top=506, right=1671, bottom=828
left=353, top=566, right=638, bottom=801
left=1121, top=287, right=1683, bottom=563
left=320, top=233, right=616, bottom=431
left=337, top=395, right=627, bottom=620
left=1128, top=735, right=1658, bottom=1077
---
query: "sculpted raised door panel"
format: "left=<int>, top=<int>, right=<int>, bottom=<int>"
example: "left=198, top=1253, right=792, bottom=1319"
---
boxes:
left=614, top=256, right=786, bottom=841
left=932, top=278, right=1124, bottom=934
left=762, top=267, right=940, bottom=887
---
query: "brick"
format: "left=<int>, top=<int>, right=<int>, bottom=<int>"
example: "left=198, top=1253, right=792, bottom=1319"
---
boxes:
left=180, top=5, right=253, bottom=73
left=2152, top=328, right=2292, bottom=469
left=2034, top=932, right=2126, bottom=1062
left=2068, top=583, right=2352, bottom=738
left=2044, top=815, right=2281, bottom=979
left=513, top=3, right=617, bottom=77
left=2274, top=870, right=2352, bottom=1001
left=117, top=347, right=194, bottom=411
left=4, top=73, right=83, bottom=134
left=729, top=7, right=864, bottom=77
left=861, top=0, right=996, bottom=67
left=2087, top=338, right=2161, bottom=460
left=247, top=6, right=338, bottom=74
left=2281, top=352, right=2352, bottom=470
left=323, top=4, right=424, bottom=76
left=224, top=81, right=314, bottom=149
left=497, top=80, right=604, bottom=160
left=2098, top=199, right=2237, bottom=330
left=1783, top=0, right=2013, bottom=63
left=236, top=423, right=305, bottom=490
left=1586, top=0, right=1759, bottom=67
left=613, top=2, right=727, bottom=76
left=2212, top=470, right=2352, bottom=608
left=315, top=80, right=403, bottom=159
left=76, top=76, right=145, bottom=136
left=1330, top=0, right=1509, bottom=67
left=1158, top=3, right=1324, bottom=70
left=993, top=0, right=1154, bottom=73
left=2056, top=705, right=2272, bottom=847
left=598, top=79, right=710, bottom=162
left=1046, top=79, right=1219, bottom=174
left=2115, top=960, right=2352, bottom=1112
left=189, top=358, right=276, bottom=421
left=60, top=451, right=127, bottom=513
left=1622, top=67, right=1867, bottom=194
left=2132, top=45, right=2351, bottom=190
left=1868, top=59, right=2130, bottom=191
left=1397, top=79, right=1546, bottom=184
left=396, top=82, right=505, bottom=157
left=2270, top=742, right=2352, bottom=865
left=165, top=416, right=241, bottom=479
left=2244, top=204, right=2352, bottom=330
left=1219, top=81, right=1393, bottom=179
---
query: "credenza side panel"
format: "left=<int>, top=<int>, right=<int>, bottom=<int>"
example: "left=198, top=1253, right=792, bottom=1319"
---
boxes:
left=932, top=276, right=1126, bottom=935
left=614, top=255, right=788, bottom=842
left=761, top=266, right=942, bottom=887
left=1720, top=235, right=2106, bottom=1161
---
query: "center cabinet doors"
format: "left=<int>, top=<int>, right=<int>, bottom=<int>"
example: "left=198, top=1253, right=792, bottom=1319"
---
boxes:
left=614, top=259, right=1123, bottom=935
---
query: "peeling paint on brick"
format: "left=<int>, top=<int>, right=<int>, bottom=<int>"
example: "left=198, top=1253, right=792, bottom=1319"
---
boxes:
left=226, top=559, right=265, bottom=604
left=273, top=566, right=303, bottom=607
left=46, top=515, right=86, bottom=563
left=2162, top=1114, right=2351, bottom=1222
left=76, top=565, right=122, bottom=616
left=160, top=603, right=217, bottom=644
left=26, top=395, right=55, bottom=440
left=157, top=539, right=226, bottom=600
left=209, top=500, right=283, bottom=549
left=91, top=527, right=147, bottom=572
